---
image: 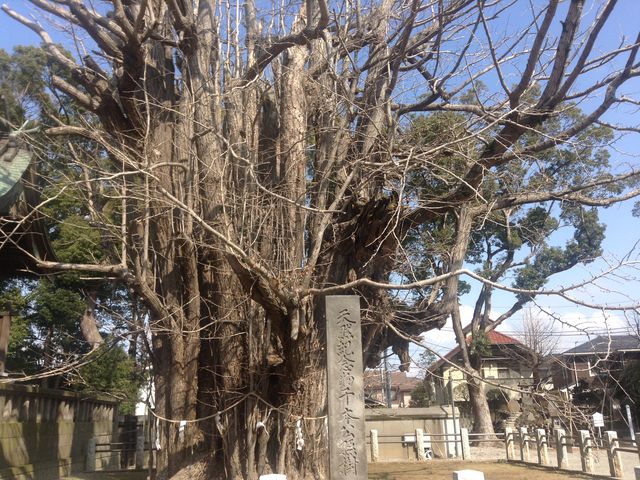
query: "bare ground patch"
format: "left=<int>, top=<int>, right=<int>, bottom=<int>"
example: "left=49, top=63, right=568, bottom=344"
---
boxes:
left=368, top=460, right=599, bottom=480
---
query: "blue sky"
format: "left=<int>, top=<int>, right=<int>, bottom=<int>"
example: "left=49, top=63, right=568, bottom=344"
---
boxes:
left=2, top=1, right=639, bottom=360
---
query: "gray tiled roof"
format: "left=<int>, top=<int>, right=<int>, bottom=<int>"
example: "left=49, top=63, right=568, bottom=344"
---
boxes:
left=0, top=135, right=31, bottom=213
left=0, top=133, right=55, bottom=275
left=561, top=335, right=640, bottom=355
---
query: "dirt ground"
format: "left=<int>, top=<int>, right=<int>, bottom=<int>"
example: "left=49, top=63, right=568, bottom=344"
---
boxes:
left=368, top=460, right=599, bottom=480
left=61, top=461, right=605, bottom=480
left=62, top=452, right=640, bottom=480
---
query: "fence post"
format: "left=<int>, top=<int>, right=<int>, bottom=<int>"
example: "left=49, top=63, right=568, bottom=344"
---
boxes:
left=535, top=428, right=549, bottom=466
left=424, top=433, right=432, bottom=459
left=416, top=428, right=427, bottom=461
left=555, top=428, right=568, bottom=469
left=579, top=430, right=594, bottom=474
left=606, top=431, right=623, bottom=478
left=135, top=430, right=145, bottom=470
left=461, top=428, right=470, bottom=460
left=519, top=427, right=530, bottom=462
left=370, top=430, right=379, bottom=463
left=85, top=437, right=96, bottom=472
left=505, top=427, right=514, bottom=461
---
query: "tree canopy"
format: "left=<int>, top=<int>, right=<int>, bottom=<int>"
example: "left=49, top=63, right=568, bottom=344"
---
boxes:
left=0, top=46, right=143, bottom=409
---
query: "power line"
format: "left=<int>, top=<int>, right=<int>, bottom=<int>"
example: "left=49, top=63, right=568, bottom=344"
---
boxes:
left=430, top=326, right=634, bottom=337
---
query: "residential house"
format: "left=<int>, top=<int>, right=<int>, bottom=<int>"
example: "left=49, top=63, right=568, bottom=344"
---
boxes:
left=552, top=335, right=640, bottom=390
left=426, top=330, right=537, bottom=403
left=364, top=370, right=422, bottom=407
left=550, top=335, right=640, bottom=433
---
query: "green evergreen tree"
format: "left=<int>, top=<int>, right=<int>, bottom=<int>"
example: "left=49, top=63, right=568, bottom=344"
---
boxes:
left=0, top=46, right=144, bottom=404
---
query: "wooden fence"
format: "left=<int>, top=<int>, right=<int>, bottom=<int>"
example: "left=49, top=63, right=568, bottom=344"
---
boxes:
left=0, top=383, right=118, bottom=479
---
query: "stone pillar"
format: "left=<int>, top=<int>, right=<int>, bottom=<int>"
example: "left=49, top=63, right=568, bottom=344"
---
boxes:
left=635, top=466, right=640, bottom=480
left=579, top=430, right=594, bottom=474
left=424, top=433, right=432, bottom=458
left=536, top=428, right=549, bottom=466
left=519, top=427, right=530, bottom=462
left=555, top=428, right=568, bottom=469
left=135, top=430, right=145, bottom=470
left=505, top=427, right=514, bottom=460
left=370, top=430, right=379, bottom=463
left=85, top=437, right=96, bottom=472
left=461, top=428, right=470, bottom=460
left=606, top=431, right=623, bottom=478
left=326, top=296, right=366, bottom=480
left=416, top=428, right=427, bottom=461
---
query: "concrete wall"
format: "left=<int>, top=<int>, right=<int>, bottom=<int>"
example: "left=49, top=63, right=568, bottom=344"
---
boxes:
left=0, top=384, right=118, bottom=480
left=365, top=406, right=460, bottom=461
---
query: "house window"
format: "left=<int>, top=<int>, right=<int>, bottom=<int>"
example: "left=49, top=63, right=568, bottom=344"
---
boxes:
left=498, top=368, right=511, bottom=379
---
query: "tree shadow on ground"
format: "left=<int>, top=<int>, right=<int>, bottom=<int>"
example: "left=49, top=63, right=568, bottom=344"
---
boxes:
left=367, top=460, right=601, bottom=480
left=63, top=470, right=148, bottom=480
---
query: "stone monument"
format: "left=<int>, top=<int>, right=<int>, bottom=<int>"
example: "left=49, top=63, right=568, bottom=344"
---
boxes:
left=326, top=295, right=367, bottom=480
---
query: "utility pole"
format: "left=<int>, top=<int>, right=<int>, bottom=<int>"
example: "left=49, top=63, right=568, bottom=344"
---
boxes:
left=449, top=373, right=459, bottom=457
left=384, top=348, right=392, bottom=408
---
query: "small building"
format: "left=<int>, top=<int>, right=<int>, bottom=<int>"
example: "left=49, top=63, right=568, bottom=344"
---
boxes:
left=364, top=370, right=422, bottom=408
left=547, top=335, right=640, bottom=434
left=1, top=132, right=55, bottom=378
left=0, top=132, right=54, bottom=275
left=552, top=335, right=640, bottom=390
left=426, top=330, right=535, bottom=403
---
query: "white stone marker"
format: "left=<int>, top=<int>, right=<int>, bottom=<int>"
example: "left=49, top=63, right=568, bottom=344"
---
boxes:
left=453, top=469, right=485, bottom=480
left=416, top=428, right=427, bottom=461
left=461, top=428, right=470, bottom=460
left=370, top=429, right=379, bottom=463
